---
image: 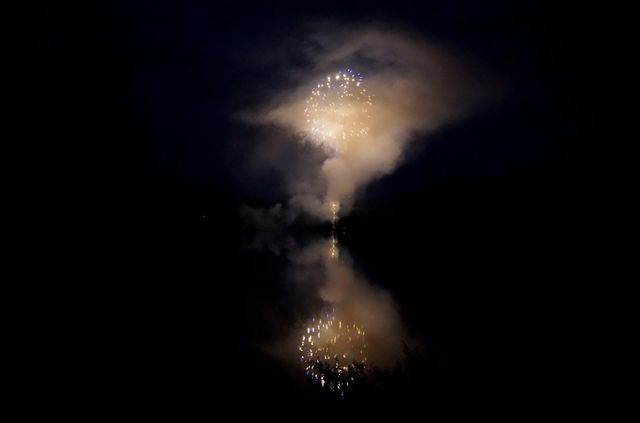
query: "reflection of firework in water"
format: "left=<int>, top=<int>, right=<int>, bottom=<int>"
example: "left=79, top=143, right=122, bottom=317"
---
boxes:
left=328, top=235, right=339, bottom=260
left=304, top=69, right=372, bottom=154
left=299, top=311, right=367, bottom=395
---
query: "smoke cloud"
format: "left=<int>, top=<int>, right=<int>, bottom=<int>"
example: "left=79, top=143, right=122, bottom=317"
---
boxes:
left=241, top=22, right=486, bottom=221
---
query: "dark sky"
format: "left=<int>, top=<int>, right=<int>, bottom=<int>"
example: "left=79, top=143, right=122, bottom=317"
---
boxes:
left=12, top=0, right=630, bottom=203
left=7, top=1, right=633, bottom=421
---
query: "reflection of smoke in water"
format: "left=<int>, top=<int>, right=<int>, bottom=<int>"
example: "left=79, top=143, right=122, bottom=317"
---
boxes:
left=257, top=225, right=411, bottom=395
left=298, top=223, right=369, bottom=396
left=300, top=311, right=367, bottom=396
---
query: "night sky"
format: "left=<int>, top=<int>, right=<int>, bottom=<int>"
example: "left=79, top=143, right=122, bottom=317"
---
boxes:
left=6, top=1, right=633, bottom=421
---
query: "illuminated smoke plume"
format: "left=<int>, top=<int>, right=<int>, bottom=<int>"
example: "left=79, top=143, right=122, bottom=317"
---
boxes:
left=242, top=22, right=486, bottom=220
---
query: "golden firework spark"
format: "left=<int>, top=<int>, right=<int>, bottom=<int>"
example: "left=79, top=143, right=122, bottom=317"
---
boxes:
left=299, top=312, right=367, bottom=395
left=328, top=235, right=339, bottom=260
left=330, top=200, right=340, bottom=224
left=303, top=69, right=373, bottom=153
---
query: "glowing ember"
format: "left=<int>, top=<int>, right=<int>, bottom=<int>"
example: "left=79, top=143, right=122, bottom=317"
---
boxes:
left=330, top=200, right=340, bottom=223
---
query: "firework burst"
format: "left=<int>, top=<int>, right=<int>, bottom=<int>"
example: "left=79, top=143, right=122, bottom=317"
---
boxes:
left=303, top=69, right=373, bottom=154
left=299, top=311, right=367, bottom=395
